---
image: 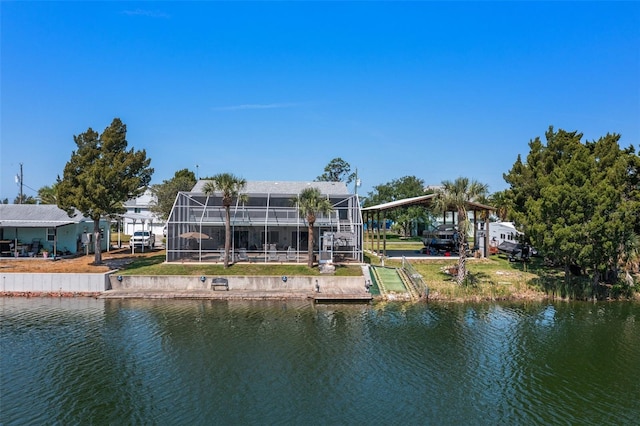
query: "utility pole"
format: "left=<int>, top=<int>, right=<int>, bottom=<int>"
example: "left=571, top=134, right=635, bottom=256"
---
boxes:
left=354, top=168, right=361, bottom=195
left=15, top=163, right=23, bottom=204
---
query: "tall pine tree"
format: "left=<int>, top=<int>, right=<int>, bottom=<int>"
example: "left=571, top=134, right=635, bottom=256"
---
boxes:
left=58, top=118, right=153, bottom=264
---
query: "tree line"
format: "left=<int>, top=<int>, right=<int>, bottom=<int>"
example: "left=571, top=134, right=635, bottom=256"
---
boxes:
left=501, top=127, right=640, bottom=298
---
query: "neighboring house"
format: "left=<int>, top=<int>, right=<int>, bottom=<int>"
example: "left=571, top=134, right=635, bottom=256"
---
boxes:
left=165, top=180, right=363, bottom=263
left=122, top=189, right=164, bottom=239
left=0, top=204, right=110, bottom=257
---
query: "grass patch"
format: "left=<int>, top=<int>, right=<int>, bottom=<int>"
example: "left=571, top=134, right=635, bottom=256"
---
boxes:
left=381, top=255, right=545, bottom=301
left=365, top=241, right=425, bottom=251
left=364, top=233, right=424, bottom=251
left=119, top=254, right=362, bottom=277
left=116, top=250, right=637, bottom=301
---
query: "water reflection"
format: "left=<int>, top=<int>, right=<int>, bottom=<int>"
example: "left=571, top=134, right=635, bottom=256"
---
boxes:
left=1, top=299, right=639, bottom=425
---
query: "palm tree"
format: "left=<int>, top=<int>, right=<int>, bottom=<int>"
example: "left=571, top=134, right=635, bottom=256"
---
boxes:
left=432, top=177, right=488, bottom=284
left=37, top=183, right=59, bottom=205
left=488, top=190, right=511, bottom=221
left=203, top=173, right=247, bottom=268
left=292, top=187, right=334, bottom=268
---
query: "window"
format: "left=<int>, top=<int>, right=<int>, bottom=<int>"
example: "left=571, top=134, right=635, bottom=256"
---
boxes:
left=47, top=228, right=55, bottom=242
left=134, top=208, right=141, bottom=213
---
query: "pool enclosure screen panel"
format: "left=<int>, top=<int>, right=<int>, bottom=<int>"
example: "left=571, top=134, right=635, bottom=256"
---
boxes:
left=165, top=188, right=363, bottom=263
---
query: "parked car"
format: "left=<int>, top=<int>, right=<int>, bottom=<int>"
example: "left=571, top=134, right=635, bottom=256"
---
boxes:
left=131, top=231, right=155, bottom=249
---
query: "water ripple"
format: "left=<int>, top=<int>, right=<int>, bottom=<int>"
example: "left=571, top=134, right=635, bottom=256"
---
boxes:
left=2, top=299, right=639, bottom=425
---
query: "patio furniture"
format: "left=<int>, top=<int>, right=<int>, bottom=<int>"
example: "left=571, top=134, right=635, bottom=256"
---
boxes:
left=30, top=239, right=41, bottom=255
left=268, top=247, right=278, bottom=261
left=286, top=247, right=297, bottom=261
left=236, top=248, right=249, bottom=262
left=211, top=277, right=229, bottom=291
left=218, top=248, right=226, bottom=263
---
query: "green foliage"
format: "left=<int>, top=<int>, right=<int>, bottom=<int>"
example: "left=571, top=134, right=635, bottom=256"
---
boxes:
left=291, top=187, right=334, bottom=267
left=57, top=118, right=153, bottom=264
left=316, top=157, right=355, bottom=184
left=13, top=194, right=37, bottom=204
left=504, top=126, right=640, bottom=299
left=487, top=190, right=511, bottom=221
left=37, top=183, right=58, bottom=205
left=203, top=173, right=248, bottom=268
left=364, top=175, right=429, bottom=236
left=365, top=175, right=425, bottom=206
left=431, top=177, right=488, bottom=284
left=150, top=168, right=197, bottom=220
left=202, top=173, right=248, bottom=207
left=291, top=187, right=334, bottom=224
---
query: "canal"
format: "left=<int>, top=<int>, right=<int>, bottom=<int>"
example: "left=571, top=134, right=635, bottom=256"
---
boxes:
left=1, top=298, right=638, bottom=425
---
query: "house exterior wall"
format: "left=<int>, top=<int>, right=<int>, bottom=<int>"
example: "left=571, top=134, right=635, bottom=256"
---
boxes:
left=123, top=189, right=165, bottom=238
left=1, top=223, right=109, bottom=256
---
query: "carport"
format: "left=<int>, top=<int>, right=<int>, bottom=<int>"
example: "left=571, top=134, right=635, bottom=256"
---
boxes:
left=361, top=194, right=495, bottom=259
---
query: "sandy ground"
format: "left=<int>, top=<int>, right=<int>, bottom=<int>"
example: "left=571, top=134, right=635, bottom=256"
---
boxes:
left=0, top=248, right=162, bottom=273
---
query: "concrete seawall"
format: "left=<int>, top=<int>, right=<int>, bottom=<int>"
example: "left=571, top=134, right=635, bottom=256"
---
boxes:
left=1, top=273, right=371, bottom=300
left=109, top=275, right=367, bottom=293
left=1, top=272, right=111, bottom=293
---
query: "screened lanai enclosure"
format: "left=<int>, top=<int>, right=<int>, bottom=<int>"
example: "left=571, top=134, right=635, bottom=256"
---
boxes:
left=165, top=181, right=364, bottom=264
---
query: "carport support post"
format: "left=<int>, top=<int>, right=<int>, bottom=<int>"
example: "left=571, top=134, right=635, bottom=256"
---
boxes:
left=131, top=219, right=136, bottom=254
left=382, top=211, right=387, bottom=258
left=376, top=211, right=381, bottom=256
left=484, top=216, right=490, bottom=258
left=473, top=209, right=480, bottom=256
left=141, top=219, right=146, bottom=253
left=369, top=213, right=374, bottom=253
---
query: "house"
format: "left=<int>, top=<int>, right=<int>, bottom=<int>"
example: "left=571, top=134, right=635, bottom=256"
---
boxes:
left=164, top=180, right=363, bottom=263
left=122, top=189, right=164, bottom=239
left=0, top=204, right=110, bottom=257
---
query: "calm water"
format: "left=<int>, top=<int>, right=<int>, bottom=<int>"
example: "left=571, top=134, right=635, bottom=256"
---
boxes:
left=1, top=298, right=639, bottom=425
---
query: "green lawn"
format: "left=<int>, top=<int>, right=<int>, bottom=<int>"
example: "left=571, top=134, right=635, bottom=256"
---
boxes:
left=120, top=254, right=362, bottom=277
left=118, top=251, right=638, bottom=301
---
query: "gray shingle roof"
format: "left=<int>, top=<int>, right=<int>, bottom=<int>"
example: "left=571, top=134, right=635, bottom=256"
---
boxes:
left=0, top=205, right=89, bottom=228
left=190, top=180, right=350, bottom=195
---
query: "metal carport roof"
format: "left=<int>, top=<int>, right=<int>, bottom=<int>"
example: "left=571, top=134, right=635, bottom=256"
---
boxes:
left=362, top=194, right=495, bottom=213
left=361, top=194, right=495, bottom=258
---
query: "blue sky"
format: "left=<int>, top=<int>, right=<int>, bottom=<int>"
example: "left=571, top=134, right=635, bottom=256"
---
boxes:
left=1, top=1, right=639, bottom=202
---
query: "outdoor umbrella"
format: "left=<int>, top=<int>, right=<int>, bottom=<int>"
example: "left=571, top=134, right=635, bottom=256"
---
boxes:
left=179, top=231, right=210, bottom=240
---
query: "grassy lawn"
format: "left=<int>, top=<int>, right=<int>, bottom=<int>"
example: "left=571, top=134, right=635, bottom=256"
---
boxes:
left=119, top=250, right=545, bottom=300
left=380, top=255, right=552, bottom=301
left=120, top=253, right=362, bottom=277
left=117, top=250, right=638, bottom=301
left=364, top=233, right=424, bottom=250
